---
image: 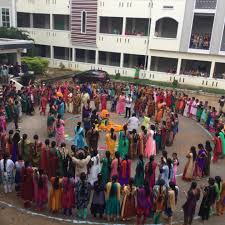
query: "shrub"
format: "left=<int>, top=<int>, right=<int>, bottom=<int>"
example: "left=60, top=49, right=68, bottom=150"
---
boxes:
left=172, top=79, right=179, bottom=89
left=21, top=57, right=49, bottom=75
left=115, top=72, right=121, bottom=79
left=59, top=62, right=65, bottom=70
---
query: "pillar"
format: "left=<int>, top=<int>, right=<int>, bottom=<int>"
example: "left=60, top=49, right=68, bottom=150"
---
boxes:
left=30, top=14, right=33, bottom=28
left=16, top=51, right=21, bottom=65
left=50, top=14, right=53, bottom=30
left=95, top=50, right=99, bottom=64
left=210, top=61, right=215, bottom=78
left=84, top=50, right=88, bottom=63
left=72, top=48, right=75, bottom=61
left=129, top=55, right=133, bottom=68
left=64, top=16, right=67, bottom=30
left=176, top=58, right=182, bottom=75
left=109, top=17, right=112, bottom=33
left=120, top=53, right=124, bottom=67
left=50, top=46, right=54, bottom=59
left=122, top=17, right=126, bottom=35
left=132, top=18, right=136, bottom=33
left=12, top=0, right=16, bottom=27
left=154, top=57, right=159, bottom=71
left=147, top=55, right=151, bottom=71
left=106, top=52, right=110, bottom=65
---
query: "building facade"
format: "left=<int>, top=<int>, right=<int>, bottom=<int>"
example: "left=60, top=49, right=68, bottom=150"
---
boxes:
left=16, top=0, right=225, bottom=89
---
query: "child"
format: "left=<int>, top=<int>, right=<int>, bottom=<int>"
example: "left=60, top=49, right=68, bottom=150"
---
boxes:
left=172, top=153, right=179, bottom=185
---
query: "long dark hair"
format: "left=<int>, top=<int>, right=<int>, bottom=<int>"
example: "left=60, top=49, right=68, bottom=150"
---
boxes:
left=115, top=151, right=121, bottom=174
left=169, top=181, right=178, bottom=203
left=215, top=176, right=222, bottom=190
left=56, top=114, right=62, bottom=128
left=110, top=128, right=116, bottom=140
left=95, top=173, right=102, bottom=194
left=8, top=130, right=13, bottom=144
left=148, top=155, right=154, bottom=176
left=129, top=177, right=134, bottom=192
left=122, top=125, right=127, bottom=146
left=144, top=181, right=150, bottom=197
left=105, top=151, right=111, bottom=174
left=53, top=176, right=60, bottom=190
left=109, top=175, right=118, bottom=197
left=167, top=158, right=173, bottom=180
left=190, top=146, right=197, bottom=161
left=37, top=169, right=44, bottom=189
left=205, top=140, right=212, bottom=153
left=22, top=134, right=27, bottom=151
left=3, top=153, right=9, bottom=172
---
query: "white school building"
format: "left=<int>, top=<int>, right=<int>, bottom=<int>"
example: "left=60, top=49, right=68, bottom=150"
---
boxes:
left=10, top=0, right=225, bottom=89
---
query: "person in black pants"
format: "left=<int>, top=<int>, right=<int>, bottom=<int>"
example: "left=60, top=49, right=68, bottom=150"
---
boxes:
left=125, top=94, right=132, bottom=118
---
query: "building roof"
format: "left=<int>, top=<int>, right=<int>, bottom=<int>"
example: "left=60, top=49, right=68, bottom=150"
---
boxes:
left=0, top=38, right=33, bottom=50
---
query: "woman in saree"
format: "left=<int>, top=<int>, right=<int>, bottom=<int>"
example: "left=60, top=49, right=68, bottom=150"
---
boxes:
left=47, top=112, right=55, bottom=138
left=74, top=122, right=86, bottom=149
left=182, top=146, right=197, bottom=181
left=193, top=144, right=207, bottom=179
left=72, top=92, right=81, bottom=114
left=155, top=99, right=165, bottom=123
left=116, top=92, right=126, bottom=115
left=105, top=128, right=117, bottom=157
left=101, top=151, right=112, bottom=186
left=134, top=154, right=144, bottom=187
left=117, top=125, right=129, bottom=159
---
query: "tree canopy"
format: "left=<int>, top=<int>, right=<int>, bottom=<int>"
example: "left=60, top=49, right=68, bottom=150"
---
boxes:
left=0, top=27, right=32, bottom=40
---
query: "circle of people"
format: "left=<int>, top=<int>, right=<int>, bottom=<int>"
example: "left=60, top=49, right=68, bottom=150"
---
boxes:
left=0, top=81, right=224, bottom=225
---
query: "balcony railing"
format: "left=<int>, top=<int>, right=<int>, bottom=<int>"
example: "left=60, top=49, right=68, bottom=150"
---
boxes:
left=195, top=0, right=217, bottom=9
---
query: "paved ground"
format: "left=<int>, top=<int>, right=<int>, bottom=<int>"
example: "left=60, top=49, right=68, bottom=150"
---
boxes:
left=0, top=101, right=225, bottom=225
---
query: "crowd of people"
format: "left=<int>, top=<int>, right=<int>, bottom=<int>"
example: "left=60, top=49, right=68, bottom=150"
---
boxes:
left=190, top=33, right=211, bottom=50
left=0, top=62, right=29, bottom=79
left=180, top=69, right=209, bottom=77
left=0, top=80, right=224, bottom=225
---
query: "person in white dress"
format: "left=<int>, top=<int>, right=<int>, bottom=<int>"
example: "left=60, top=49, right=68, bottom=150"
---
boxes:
left=183, top=98, right=191, bottom=117
left=190, top=99, right=198, bottom=120
left=0, top=153, right=15, bottom=193
left=88, top=150, right=101, bottom=186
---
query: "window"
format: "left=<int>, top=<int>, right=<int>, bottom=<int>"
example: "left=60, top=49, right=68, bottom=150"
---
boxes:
left=81, top=11, right=87, bottom=34
left=2, top=8, right=10, bottom=28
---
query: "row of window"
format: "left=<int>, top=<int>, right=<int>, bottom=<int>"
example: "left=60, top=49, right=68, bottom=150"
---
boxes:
left=0, top=8, right=10, bottom=28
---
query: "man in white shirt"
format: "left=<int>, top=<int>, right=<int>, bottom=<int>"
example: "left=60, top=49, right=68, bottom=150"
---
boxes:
left=125, top=94, right=132, bottom=118
left=127, top=113, right=140, bottom=133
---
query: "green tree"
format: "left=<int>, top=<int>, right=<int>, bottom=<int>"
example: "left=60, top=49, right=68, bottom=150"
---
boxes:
left=22, top=57, right=49, bottom=74
left=0, top=27, right=32, bottom=40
